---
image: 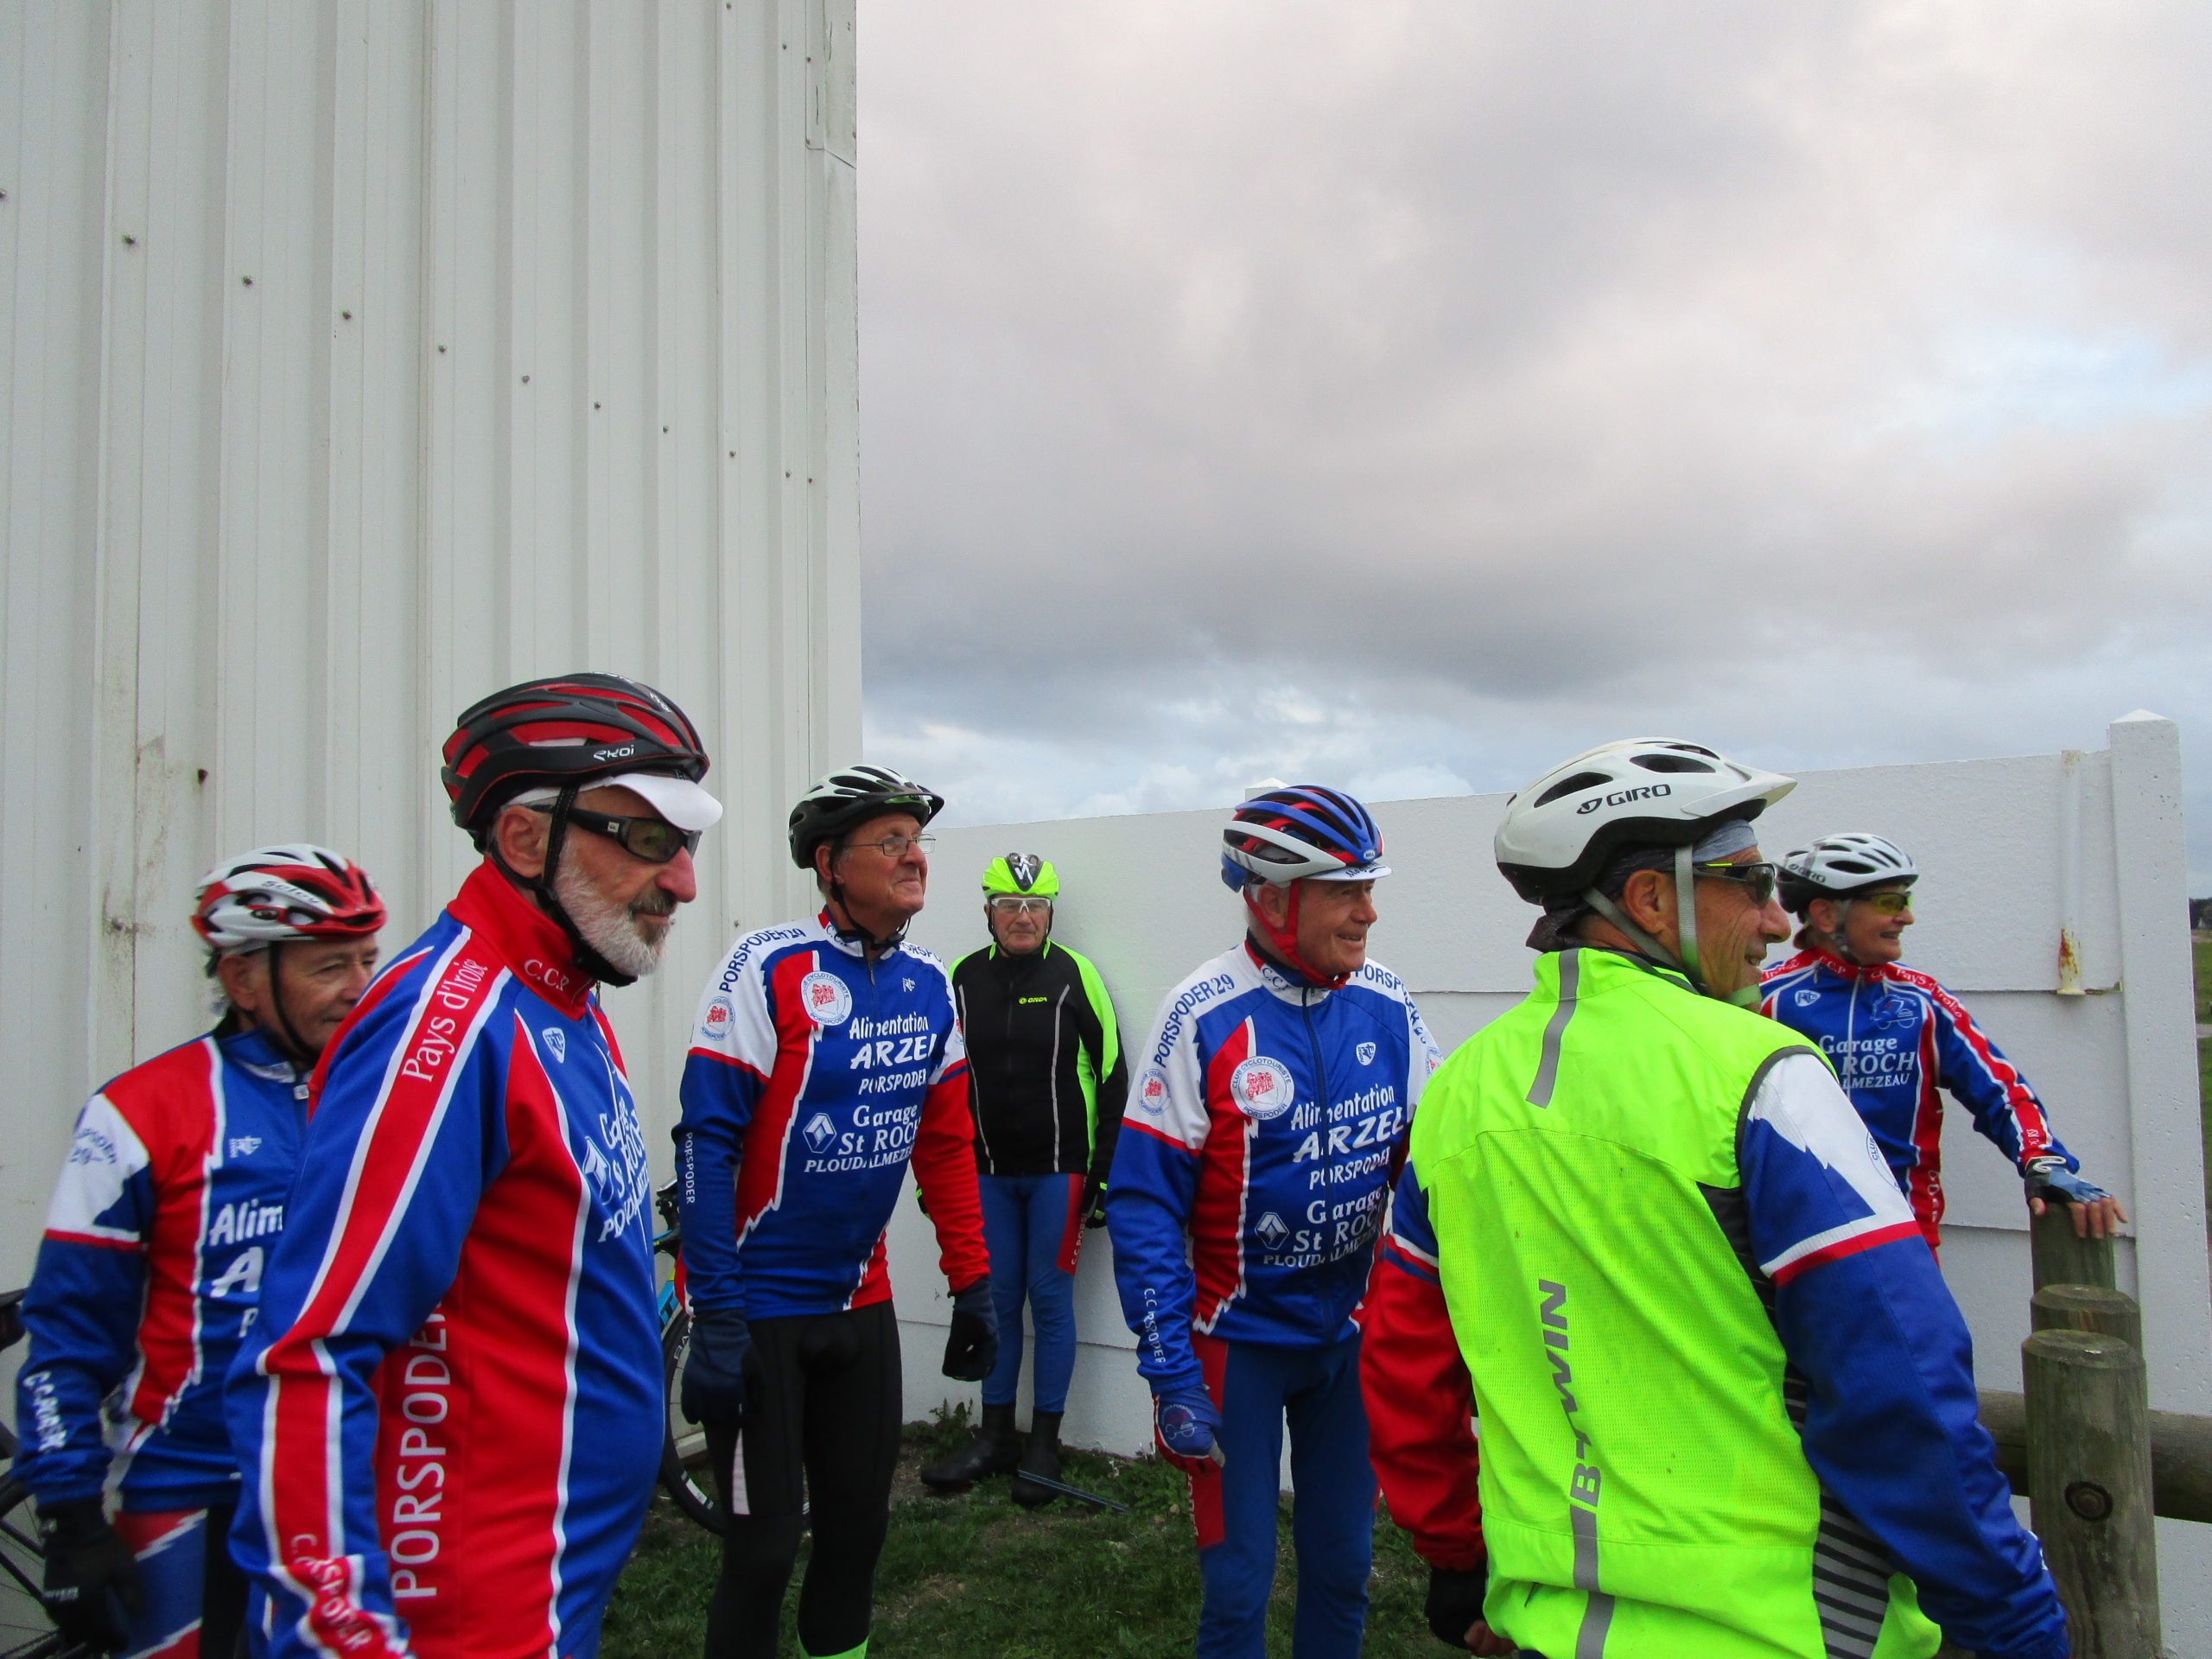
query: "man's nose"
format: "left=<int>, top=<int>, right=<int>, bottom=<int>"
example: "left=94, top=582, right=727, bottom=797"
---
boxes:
left=1758, top=895, right=1789, bottom=941
left=659, top=848, right=700, bottom=904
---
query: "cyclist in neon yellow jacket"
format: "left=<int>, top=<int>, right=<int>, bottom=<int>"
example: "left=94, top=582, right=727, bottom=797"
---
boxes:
left=1360, top=739, right=2067, bottom=1659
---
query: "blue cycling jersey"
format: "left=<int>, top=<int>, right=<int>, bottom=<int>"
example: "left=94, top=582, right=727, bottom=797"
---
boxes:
left=1106, top=942, right=1438, bottom=1392
left=15, top=1027, right=308, bottom=1510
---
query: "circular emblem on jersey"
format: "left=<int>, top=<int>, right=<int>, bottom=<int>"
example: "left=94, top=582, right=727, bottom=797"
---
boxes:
left=701, top=995, right=734, bottom=1040
left=1230, top=1056, right=1296, bottom=1121
left=1137, top=1069, right=1170, bottom=1116
left=798, top=971, right=853, bottom=1026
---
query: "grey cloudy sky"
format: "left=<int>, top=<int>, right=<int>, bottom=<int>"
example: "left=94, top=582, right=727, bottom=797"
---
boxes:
left=855, top=3, right=2212, bottom=887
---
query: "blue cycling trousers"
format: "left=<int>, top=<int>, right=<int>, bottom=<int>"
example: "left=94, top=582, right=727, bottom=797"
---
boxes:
left=114, top=1502, right=248, bottom=1658
left=1185, top=1332, right=1375, bottom=1659
left=978, top=1172, right=1084, bottom=1413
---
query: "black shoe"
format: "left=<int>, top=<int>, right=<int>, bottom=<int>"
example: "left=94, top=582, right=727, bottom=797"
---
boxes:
left=919, top=1402, right=1021, bottom=1491
left=1010, top=1409, right=1063, bottom=1508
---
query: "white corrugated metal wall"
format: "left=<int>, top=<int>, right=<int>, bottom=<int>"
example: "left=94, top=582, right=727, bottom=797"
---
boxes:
left=0, top=0, right=860, bottom=1287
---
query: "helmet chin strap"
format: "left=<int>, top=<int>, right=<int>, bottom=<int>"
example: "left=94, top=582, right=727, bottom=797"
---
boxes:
left=1243, top=882, right=1350, bottom=991
left=823, top=858, right=908, bottom=955
left=493, top=784, right=636, bottom=988
left=258, top=944, right=315, bottom=1071
left=1581, top=845, right=1759, bottom=1007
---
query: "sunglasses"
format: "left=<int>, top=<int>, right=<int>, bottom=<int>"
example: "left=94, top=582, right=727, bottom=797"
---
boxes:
left=533, top=804, right=702, bottom=864
left=1853, top=891, right=1915, bottom=917
left=988, top=895, right=1052, bottom=914
left=1689, top=860, right=1779, bottom=906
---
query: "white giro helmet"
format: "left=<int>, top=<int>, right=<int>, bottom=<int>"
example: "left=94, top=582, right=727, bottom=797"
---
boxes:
left=1495, top=738, right=1796, bottom=905
left=1778, top=834, right=1916, bottom=913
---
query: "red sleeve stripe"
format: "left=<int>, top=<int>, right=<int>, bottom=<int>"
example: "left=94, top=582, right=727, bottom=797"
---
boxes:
left=1190, top=1020, right=1255, bottom=1333
left=684, top=1046, right=766, bottom=1079
left=1122, top=1117, right=1198, bottom=1154
left=1767, top=1219, right=1924, bottom=1285
left=42, top=1230, right=141, bottom=1250
left=255, top=931, right=507, bottom=1626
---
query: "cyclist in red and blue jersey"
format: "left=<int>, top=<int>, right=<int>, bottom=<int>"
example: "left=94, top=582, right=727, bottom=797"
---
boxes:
left=677, top=764, right=993, bottom=1659
left=1107, top=786, right=1439, bottom=1659
left=225, top=675, right=721, bottom=1659
left=1761, top=833, right=2125, bottom=1251
left=15, top=844, right=384, bottom=1659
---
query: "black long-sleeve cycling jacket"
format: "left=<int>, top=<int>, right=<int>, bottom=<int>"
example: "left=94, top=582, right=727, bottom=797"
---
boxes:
left=951, top=939, right=1128, bottom=1181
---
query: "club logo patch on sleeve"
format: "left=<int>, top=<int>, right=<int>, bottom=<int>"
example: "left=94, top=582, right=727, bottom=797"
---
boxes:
left=702, top=995, right=735, bottom=1040
left=798, top=971, right=854, bottom=1026
left=1137, top=1069, right=1170, bottom=1116
left=1230, top=1056, right=1296, bottom=1121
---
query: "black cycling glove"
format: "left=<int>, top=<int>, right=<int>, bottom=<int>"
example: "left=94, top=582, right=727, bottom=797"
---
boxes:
left=942, top=1278, right=1000, bottom=1381
left=680, top=1306, right=753, bottom=1427
left=1424, top=1562, right=1489, bottom=1650
left=1081, top=1178, right=1109, bottom=1230
left=40, top=1497, right=142, bottom=1654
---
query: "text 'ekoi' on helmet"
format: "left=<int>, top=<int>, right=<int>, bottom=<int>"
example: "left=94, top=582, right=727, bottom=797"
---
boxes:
left=442, top=673, right=711, bottom=845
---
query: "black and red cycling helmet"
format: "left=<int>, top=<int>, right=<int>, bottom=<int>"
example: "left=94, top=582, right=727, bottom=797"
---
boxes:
left=442, top=674, right=710, bottom=846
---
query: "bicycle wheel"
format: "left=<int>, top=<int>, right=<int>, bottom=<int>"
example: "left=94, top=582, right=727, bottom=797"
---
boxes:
left=658, top=1309, right=726, bottom=1534
left=0, top=1477, right=76, bottom=1658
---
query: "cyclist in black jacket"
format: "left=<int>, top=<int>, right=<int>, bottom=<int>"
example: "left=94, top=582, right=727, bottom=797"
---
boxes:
left=921, top=855, right=1128, bottom=1504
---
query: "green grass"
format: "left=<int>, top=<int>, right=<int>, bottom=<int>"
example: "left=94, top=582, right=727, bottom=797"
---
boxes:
left=602, top=1409, right=1442, bottom=1658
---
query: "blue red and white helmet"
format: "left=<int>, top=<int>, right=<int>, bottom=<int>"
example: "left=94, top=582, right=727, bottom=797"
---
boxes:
left=193, top=844, right=386, bottom=956
left=1220, top=786, right=1390, bottom=893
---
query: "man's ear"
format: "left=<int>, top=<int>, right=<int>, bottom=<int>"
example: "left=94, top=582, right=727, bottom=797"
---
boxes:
left=217, top=952, right=270, bottom=1020
left=493, top=804, right=550, bottom=880
left=1618, top=868, right=1675, bottom=938
left=1249, top=882, right=1291, bottom=929
left=814, top=842, right=837, bottom=894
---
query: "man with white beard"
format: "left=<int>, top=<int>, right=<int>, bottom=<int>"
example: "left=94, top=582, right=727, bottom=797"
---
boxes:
left=226, top=675, right=720, bottom=1659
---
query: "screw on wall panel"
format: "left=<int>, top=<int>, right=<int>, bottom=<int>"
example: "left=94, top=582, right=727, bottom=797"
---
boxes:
left=1, top=189, right=9, bottom=200
left=663, top=425, right=669, bottom=433
left=122, top=233, right=136, bottom=245
left=594, top=401, right=601, bottom=409
left=438, top=344, right=447, bottom=353
left=196, top=768, right=208, bottom=785
left=521, top=374, right=531, bottom=383
left=341, top=310, right=353, bottom=321
left=729, top=451, right=735, bottom=458
left=241, top=275, right=253, bottom=285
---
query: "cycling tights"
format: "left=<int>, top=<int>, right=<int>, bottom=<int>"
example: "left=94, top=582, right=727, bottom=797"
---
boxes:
left=978, top=1172, right=1084, bottom=1414
left=702, top=1301, right=901, bottom=1659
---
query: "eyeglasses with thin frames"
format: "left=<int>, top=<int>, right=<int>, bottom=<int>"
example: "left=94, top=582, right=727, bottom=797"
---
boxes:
left=842, top=832, right=936, bottom=861
left=988, top=895, right=1052, bottom=914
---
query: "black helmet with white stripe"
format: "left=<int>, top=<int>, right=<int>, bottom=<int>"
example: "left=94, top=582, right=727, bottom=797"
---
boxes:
left=1778, top=833, right=1917, bottom=916
left=788, top=764, right=946, bottom=869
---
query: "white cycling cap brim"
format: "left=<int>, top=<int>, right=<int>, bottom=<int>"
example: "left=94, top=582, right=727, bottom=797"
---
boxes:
left=1306, top=862, right=1391, bottom=881
left=599, top=770, right=724, bottom=831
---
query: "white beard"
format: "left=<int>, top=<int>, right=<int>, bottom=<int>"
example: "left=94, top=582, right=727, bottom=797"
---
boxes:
left=554, top=858, right=673, bottom=980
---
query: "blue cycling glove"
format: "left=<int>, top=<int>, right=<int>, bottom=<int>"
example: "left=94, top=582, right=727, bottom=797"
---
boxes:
left=680, top=1306, right=753, bottom=1427
left=942, top=1279, right=1000, bottom=1382
left=1154, top=1384, right=1222, bottom=1465
left=2024, top=1156, right=2110, bottom=1209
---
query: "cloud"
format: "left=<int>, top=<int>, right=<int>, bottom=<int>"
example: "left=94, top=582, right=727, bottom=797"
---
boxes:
left=857, top=2, right=2212, bottom=883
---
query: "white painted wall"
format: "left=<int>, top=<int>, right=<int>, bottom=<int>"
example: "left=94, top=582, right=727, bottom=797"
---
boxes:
left=888, top=715, right=2209, bottom=1639
left=0, top=0, right=860, bottom=1291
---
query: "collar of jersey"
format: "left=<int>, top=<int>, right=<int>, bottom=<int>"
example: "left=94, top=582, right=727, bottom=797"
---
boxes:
left=1242, top=940, right=1338, bottom=1007
left=1804, top=944, right=1892, bottom=984
left=218, top=1023, right=304, bottom=1082
left=814, top=906, right=906, bottom=963
left=449, top=860, right=598, bottom=1016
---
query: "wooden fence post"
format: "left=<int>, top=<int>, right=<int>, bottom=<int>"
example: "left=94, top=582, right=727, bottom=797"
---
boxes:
left=2022, top=1328, right=2159, bottom=1657
left=2032, top=1284, right=2144, bottom=1351
left=2031, top=1205, right=2117, bottom=1292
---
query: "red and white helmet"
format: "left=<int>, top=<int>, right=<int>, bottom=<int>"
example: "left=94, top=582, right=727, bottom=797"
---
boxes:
left=192, top=844, right=386, bottom=956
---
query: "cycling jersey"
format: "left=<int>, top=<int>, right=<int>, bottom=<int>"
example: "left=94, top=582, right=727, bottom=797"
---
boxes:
left=226, top=862, right=664, bottom=1659
left=1364, top=945, right=2065, bottom=1659
left=1107, top=942, right=1439, bottom=1390
left=676, top=912, right=989, bottom=1318
left=1760, top=946, right=2071, bottom=1239
left=15, top=1026, right=308, bottom=1511
left=951, top=940, right=1127, bottom=1180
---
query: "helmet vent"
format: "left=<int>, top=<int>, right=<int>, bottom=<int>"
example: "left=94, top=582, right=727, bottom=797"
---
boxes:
left=1633, top=753, right=1717, bottom=774
left=1533, top=772, right=1611, bottom=809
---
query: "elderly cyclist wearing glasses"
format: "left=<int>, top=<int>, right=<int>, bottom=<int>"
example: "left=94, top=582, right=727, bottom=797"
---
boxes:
left=919, top=855, right=1128, bottom=1506
left=1762, top=834, right=2125, bottom=1254
left=677, top=764, right=993, bottom=1659
left=1360, top=740, right=2066, bottom=1659
left=228, top=675, right=719, bottom=1659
